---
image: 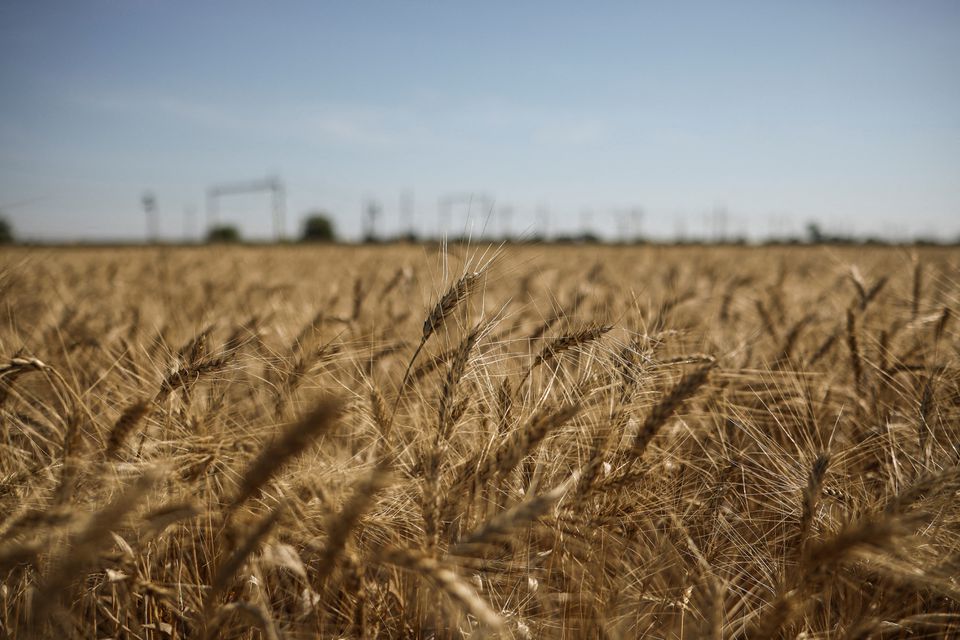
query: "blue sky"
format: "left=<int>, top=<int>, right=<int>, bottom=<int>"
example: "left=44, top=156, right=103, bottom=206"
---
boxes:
left=1, top=1, right=958, bottom=241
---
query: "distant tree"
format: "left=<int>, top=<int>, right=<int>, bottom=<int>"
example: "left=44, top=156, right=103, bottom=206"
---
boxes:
left=397, top=230, right=419, bottom=243
left=0, top=215, right=12, bottom=244
left=207, top=224, right=241, bottom=243
left=805, top=222, right=825, bottom=244
left=578, top=232, right=599, bottom=244
left=301, top=212, right=336, bottom=242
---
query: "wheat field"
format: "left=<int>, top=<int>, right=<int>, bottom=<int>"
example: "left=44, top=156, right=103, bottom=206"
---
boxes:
left=1, top=243, right=958, bottom=639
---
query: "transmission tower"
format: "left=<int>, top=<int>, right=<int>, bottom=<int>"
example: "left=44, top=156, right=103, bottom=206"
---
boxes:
left=437, top=193, right=493, bottom=238
left=205, top=177, right=286, bottom=241
left=580, top=209, right=594, bottom=238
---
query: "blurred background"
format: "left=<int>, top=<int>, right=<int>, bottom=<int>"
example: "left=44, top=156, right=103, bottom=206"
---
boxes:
left=0, top=1, right=958, bottom=244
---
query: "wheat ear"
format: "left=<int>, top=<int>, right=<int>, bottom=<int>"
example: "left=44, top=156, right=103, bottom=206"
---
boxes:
left=230, top=395, right=345, bottom=510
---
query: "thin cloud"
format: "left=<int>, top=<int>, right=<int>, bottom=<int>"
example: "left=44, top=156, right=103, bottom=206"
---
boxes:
left=532, top=118, right=608, bottom=146
left=69, top=90, right=408, bottom=147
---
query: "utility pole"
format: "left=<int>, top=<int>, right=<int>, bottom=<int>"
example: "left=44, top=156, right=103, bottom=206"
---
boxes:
left=400, top=190, right=414, bottom=238
left=710, top=204, right=729, bottom=243
left=580, top=209, right=594, bottom=239
left=499, top=205, right=513, bottom=241
left=674, top=214, right=687, bottom=243
left=630, top=207, right=644, bottom=242
left=183, top=205, right=197, bottom=243
left=271, top=177, right=286, bottom=242
left=615, top=209, right=629, bottom=242
left=437, top=196, right=450, bottom=238
left=142, top=191, right=158, bottom=243
left=206, top=190, right=218, bottom=231
left=536, top=206, right=550, bottom=240
left=363, top=198, right=382, bottom=242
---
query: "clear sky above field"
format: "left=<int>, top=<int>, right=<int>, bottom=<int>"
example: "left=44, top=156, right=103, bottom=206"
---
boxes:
left=1, top=1, right=958, bottom=242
